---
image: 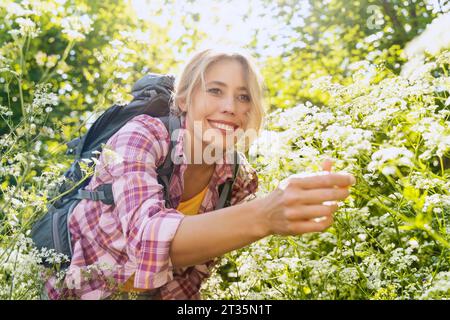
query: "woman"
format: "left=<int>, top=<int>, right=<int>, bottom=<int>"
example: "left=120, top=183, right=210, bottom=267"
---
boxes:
left=43, top=47, right=355, bottom=300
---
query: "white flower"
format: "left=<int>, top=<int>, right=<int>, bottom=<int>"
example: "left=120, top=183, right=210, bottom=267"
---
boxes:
left=411, top=117, right=450, bottom=158
left=34, top=51, right=47, bottom=66
left=422, top=194, right=450, bottom=213
left=368, top=146, right=414, bottom=174
left=404, top=11, right=450, bottom=58
left=339, top=267, right=360, bottom=285
left=110, top=39, right=123, bottom=48
left=14, top=17, right=39, bottom=38
left=421, top=272, right=450, bottom=299
left=358, top=233, right=367, bottom=242
left=61, top=14, right=93, bottom=41
left=32, top=89, right=59, bottom=109
left=62, top=29, right=85, bottom=41
left=102, top=146, right=124, bottom=166
left=320, top=124, right=373, bottom=158
left=3, top=2, right=37, bottom=18
left=381, top=166, right=396, bottom=176
left=408, top=239, right=419, bottom=249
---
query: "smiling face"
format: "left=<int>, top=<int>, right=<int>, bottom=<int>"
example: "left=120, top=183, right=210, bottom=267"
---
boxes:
left=178, top=58, right=253, bottom=162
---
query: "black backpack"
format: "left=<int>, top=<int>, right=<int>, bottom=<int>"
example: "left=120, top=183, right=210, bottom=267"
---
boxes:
left=31, top=73, right=241, bottom=268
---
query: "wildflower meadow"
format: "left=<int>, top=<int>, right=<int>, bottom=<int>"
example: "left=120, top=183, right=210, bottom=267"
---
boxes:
left=0, top=0, right=449, bottom=300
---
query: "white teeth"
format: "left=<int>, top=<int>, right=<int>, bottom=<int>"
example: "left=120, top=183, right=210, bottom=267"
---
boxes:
left=210, top=121, right=234, bottom=131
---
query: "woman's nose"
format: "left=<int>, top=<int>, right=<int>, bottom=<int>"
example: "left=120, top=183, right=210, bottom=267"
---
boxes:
left=221, top=96, right=236, bottom=114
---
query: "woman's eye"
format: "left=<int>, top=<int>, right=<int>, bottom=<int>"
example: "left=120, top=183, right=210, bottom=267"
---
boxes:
left=207, top=88, right=221, bottom=94
left=238, top=94, right=251, bottom=103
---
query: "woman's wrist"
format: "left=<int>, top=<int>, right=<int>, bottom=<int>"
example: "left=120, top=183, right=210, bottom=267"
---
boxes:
left=248, top=190, right=283, bottom=239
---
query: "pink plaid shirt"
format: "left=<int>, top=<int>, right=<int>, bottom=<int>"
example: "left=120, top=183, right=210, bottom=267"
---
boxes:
left=44, top=114, right=258, bottom=300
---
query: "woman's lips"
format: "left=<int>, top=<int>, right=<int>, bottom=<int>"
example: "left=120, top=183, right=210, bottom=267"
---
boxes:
left=207, top=120, right=238, bottom=134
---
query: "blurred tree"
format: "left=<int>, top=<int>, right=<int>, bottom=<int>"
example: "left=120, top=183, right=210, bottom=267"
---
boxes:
left=255, top=0, right=445, bottom=111
left=0, top=0, right=207, bottom=140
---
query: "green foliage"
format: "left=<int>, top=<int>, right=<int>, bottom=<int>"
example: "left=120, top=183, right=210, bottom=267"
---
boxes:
left=258, top=0, right=439, bottom=111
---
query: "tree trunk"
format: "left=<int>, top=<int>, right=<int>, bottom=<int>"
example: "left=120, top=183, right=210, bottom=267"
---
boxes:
left=379, top=0, right=408, bottom=43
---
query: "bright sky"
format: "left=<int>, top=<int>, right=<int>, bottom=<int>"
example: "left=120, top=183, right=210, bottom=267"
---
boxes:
left=131, top=0, right=450, bottom=61
left=131, top=0, right=310, bottom=59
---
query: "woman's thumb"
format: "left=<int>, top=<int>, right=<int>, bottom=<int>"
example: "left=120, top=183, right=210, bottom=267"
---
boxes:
left=321, top=159, right=333, bottom=172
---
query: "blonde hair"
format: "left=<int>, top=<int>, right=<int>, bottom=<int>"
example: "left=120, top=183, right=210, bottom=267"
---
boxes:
left=171, top=47, right=267, bottom=147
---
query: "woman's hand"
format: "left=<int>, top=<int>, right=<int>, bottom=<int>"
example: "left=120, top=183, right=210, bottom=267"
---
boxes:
left=260, top=159, right=356, bottom=236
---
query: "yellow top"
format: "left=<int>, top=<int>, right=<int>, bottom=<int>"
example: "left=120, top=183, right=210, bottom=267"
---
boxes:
left=176, top=185, right=208, bottom=216
left=121, top=185, right=208, bottom=293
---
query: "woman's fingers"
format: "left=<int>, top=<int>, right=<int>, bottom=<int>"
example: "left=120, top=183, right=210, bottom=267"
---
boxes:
left=270, top=164, right=356, bottom=236
left=285, top=203, right=339, bottom=221
left=288, top=215, right=334, bottom=234
left=284, top=187, right=350, bottom=205
left=288, top=173, right=355, bottom=190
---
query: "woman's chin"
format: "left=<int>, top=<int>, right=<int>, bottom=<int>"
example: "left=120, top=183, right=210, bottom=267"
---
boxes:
left=202, top=140, right=237, bottom=156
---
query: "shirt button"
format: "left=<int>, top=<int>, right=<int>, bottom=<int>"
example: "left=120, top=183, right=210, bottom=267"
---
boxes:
left=136, top=155, right=143, bottom=161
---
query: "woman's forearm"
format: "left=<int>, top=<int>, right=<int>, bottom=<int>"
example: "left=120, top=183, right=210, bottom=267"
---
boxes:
left=169, top=196, right=274, bottom=268
left=169, top=170, right=355, bottom=269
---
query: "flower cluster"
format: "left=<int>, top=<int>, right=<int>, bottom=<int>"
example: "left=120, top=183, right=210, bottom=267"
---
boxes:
left=60, top=14, right=93, bottom=41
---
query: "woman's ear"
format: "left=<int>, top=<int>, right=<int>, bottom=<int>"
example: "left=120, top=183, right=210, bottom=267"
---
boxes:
left=178, top=98, right=187, bottom=112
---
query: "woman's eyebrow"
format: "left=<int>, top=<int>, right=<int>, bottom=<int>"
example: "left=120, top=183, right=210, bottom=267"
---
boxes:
left=207, top=81, right=248, bottom=91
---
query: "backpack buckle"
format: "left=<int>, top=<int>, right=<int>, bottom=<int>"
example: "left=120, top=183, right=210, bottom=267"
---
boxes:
left=66, top=137, right=81, bottom=155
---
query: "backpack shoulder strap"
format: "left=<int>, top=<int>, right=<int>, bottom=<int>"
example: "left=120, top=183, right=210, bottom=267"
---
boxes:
left=215, top=152, right=241, bottom=210
left=156, top=114, right=181, bottom=208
